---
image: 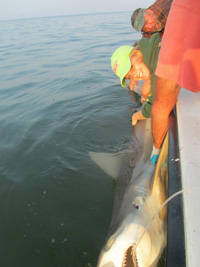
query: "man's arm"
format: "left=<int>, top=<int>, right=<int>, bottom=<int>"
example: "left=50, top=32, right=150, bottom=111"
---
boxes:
left=152, top=77, right=180, bottom=149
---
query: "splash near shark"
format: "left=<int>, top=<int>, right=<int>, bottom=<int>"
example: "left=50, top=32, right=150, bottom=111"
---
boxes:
left=89, top=119, right=168, bottom=267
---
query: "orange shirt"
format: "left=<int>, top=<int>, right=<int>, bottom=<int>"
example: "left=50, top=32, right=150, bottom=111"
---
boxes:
left=155, top=0, right=200, bottom=92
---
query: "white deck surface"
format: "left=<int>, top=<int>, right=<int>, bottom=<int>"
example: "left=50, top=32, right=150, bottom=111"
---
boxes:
left=176, top=89, right=200, bottom=267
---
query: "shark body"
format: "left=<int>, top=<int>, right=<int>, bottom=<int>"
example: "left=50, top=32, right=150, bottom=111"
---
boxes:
left=90, top=119, right=168, bottom=267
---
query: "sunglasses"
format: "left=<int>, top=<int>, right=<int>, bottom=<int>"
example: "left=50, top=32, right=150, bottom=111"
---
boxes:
left=141, top=29, right=164, bottom=38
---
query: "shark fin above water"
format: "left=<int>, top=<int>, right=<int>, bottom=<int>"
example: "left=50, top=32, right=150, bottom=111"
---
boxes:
left=89, top=150, right=133, bottom=179
left=89, top=118, right=153, bottom=180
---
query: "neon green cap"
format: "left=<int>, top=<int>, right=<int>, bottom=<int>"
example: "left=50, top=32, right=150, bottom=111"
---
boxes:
left=111, top=46, right=133, bottom=87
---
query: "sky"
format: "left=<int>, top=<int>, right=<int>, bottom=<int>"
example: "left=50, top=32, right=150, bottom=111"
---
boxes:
left=0, top=0, right=153, bottom=21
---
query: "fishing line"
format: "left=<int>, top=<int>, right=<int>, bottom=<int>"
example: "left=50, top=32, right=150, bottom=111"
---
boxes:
left=135, top=189, right=186, bottom=249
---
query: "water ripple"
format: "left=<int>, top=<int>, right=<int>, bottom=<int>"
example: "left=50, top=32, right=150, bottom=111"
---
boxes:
left=0, top=12, right=141, bottom=267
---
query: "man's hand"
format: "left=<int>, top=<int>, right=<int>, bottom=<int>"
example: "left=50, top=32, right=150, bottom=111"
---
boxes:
left=132, top=113, right=138, bottom=126
left=141, top=96, right=146, bottom=103
left=132, top=110, right=147, bottom=126
left=129, top=79, right=138, bottom=91
left=150, top=145, right=161, bottom=166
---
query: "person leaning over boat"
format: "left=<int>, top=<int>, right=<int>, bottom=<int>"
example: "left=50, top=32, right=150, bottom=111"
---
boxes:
left=131, top=0, right=173, bottom=38
left=111, top=33, right=161, bottom=126
left=150, top=0, right=200, bottom=166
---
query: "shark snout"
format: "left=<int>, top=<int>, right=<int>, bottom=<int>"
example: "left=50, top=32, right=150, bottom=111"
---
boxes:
left=98, top=222, right=152, bottom=267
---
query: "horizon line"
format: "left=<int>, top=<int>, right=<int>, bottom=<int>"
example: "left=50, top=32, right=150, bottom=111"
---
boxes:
left=0, top=10, right=131, bottom=23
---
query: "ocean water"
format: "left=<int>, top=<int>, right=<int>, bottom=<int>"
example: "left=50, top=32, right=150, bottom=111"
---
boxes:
left=0, top=12, right=142, bottom=266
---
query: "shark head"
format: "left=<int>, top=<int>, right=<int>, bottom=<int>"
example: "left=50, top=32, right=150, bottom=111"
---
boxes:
left=98, top=223, right=152, bottom=267
left=92, top=119, right=168, bottom=267
left=97, top=193, right=166, bottom=267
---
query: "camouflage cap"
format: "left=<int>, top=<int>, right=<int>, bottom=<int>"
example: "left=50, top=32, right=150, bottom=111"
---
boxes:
left=131, top=8, right=146, bottom=32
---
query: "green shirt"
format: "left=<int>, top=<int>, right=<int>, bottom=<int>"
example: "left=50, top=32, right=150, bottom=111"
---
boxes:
left=138, top=33, right=161, bottom=118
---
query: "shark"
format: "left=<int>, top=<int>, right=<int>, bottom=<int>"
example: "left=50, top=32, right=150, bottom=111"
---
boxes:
left=89, top=119, right=168, bottom=267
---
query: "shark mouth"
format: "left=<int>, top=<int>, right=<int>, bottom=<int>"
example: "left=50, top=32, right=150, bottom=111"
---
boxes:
left=122, top=243, right=139, bottom=267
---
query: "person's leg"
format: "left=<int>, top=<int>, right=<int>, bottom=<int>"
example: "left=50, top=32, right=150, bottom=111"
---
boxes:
left=152, top=77, right=181, bottom=149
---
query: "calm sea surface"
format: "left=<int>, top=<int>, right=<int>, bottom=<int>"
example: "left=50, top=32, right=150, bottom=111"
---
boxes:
left=0, top=12, right=142, bottom=266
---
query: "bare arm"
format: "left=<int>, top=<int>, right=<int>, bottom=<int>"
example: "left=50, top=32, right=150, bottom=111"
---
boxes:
left=152, top=77, right=180, bottom=149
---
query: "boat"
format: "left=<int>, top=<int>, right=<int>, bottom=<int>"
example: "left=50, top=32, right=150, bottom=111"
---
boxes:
left=167, top=89, right=200, bottom=267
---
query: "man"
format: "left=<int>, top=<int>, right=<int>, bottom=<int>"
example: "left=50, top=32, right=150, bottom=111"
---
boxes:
left=150, top=0, right=200, bottom=166
left=111, top=34, right=161, bottom=127
left=131, top=0, right=172, bottom=38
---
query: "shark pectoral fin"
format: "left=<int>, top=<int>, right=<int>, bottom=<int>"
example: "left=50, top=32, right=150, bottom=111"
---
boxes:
left=89, top=151, right=132, bottom=179
left=151, top=133, right=169, bottom=220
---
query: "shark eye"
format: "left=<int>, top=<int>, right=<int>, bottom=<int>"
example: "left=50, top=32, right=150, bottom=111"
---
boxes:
left=133, top=196, right=145, bottom=209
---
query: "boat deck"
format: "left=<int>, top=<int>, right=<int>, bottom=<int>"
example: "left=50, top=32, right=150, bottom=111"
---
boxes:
left=176, top=89, right=200, bottom=266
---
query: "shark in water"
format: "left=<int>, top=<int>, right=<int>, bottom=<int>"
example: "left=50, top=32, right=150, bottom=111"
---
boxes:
left=89, top=119, right=168, bottom=267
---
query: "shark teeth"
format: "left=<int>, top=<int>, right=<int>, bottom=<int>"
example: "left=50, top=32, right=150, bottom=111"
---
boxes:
left=122, top=243, right=139, bottom=267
